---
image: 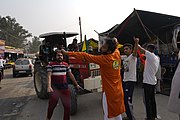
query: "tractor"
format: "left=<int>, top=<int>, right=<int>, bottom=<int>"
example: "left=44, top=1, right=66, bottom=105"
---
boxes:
left=33, top=32, right=101, bottom=115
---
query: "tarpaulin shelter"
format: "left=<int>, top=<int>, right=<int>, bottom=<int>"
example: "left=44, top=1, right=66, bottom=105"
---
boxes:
left=100, top=9, right=180, bottom=95
left=100, top=9, right=180, bottom=45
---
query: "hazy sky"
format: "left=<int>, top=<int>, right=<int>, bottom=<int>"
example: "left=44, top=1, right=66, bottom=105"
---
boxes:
left=0, top=0, right=180, bottom=44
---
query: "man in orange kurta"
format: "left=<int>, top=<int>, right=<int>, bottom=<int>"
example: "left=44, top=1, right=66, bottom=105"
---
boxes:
left=62, top=37, right=125, bottom=119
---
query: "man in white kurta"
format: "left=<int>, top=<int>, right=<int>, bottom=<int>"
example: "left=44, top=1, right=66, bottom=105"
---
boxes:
left=168, top=58, right=180, bottom=120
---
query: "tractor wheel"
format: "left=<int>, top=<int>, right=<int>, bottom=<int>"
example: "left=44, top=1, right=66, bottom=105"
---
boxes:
left=72, top=69, right=81, bottom=84
left=34, top=63, right=49, bottom=99
left=67, top=69, right=81, bottom=86
left=69, top=84, right=77, bottom=115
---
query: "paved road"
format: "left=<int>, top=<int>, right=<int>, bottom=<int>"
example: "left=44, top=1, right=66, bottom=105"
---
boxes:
left=0, top=69, right=179, bottom=120
left=17, top=92, right=103, bottom=120
left=17, top=88, right=179, bottom=120
left=0, top=68, right=34, bottom=120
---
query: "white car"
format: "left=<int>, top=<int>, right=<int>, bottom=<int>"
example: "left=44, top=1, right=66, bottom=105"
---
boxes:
left=13, top=58, right=34, bottom=77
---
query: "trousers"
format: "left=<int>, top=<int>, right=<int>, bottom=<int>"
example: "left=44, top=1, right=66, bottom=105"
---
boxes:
left=143, top=83, right=157, bottom=120
left=47, top=88, right=70, bottom=120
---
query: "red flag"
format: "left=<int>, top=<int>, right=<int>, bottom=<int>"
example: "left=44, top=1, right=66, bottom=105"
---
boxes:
left=137, top=50, right=145, bottom=65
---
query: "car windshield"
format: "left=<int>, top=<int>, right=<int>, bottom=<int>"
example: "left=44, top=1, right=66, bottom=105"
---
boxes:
left=15, top=60, right=30, bottom=65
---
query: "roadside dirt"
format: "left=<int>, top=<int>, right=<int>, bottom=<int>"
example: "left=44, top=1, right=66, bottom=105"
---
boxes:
left=0, top=68, right=35, bottom=120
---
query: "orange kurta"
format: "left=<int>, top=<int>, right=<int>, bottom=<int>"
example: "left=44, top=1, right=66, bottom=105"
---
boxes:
left=68, top=49, right=125, bottom=118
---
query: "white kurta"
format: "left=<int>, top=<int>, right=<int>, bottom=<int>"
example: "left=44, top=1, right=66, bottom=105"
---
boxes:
left=168, top=61, right=180, bottom=114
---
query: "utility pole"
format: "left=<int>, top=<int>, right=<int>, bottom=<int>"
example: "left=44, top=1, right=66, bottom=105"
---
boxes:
left=79, top=17, right=82, bottom=43
left=25, top=43, right=29, bottom=58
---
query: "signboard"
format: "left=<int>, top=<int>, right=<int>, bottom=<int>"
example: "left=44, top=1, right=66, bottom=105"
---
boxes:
left=0, top=40, right=5, bottom=57
left=5, top=46, right=24, bottom=54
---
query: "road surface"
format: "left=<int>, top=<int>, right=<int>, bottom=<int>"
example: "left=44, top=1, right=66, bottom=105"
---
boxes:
left=0, top=68, right=179, bottom=120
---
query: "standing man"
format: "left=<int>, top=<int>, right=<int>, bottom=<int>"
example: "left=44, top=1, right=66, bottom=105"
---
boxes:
left=168, top=49, right=180, bottom=120
left=122, top=37, right=139, bottom=120
left=155, top=62, right=161, bottom=93
left=138, top=44, right=160, bottom=120
left=0, top=57, right=4, bottom=89
left=68, top=38, right=79, bottom=51
left=61, top=37, right=125, bottom=120
left=46, top=50, right=81, bottom=120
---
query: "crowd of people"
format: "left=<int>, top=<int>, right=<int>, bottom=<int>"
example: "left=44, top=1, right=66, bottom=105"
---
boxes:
left=121, top=38, right=161, bottom=120
left=44, top=36, right=180, bottom=120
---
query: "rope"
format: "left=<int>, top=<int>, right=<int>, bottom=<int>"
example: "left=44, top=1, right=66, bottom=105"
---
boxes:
left=134, top=10, right=152, bottom=41
left=143, top=25, right=166, bottom=45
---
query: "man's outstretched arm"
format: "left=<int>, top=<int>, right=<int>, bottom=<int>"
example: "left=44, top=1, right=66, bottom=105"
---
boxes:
left=138, top=44, right=146, bottom=54
left=61, top=49, right=108, bottom=65
left=133, top=36, right=139, bottom=57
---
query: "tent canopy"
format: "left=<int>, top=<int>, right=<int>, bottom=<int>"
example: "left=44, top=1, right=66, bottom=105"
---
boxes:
left=100, top=9, right=180, bottom=45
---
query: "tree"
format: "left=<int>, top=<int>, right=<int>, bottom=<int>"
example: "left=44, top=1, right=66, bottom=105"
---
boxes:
left=0, top=16, right=32, bottom=48
left=28, top=36, right=41, bottom=54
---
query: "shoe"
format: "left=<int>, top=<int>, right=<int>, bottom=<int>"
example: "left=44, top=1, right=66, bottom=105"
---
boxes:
left=156, top=115, right=161, bottom=119
left=123, top=117, right=130, bottom=120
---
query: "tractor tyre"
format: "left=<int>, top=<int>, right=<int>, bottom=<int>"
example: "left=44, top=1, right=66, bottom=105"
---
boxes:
left=34, top=63, right=49, bottom=99
left=69, top=84, right=77, bottom=115
left=72, top=69, right=81, bottom=84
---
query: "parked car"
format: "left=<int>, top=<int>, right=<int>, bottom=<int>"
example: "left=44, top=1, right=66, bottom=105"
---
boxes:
left=13, top=58, right=34, bottom=77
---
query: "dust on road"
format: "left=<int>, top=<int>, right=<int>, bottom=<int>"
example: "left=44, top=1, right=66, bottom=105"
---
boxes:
left=0, top=68, right=35, bottom=120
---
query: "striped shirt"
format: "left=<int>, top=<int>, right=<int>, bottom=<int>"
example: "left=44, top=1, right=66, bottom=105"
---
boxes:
left=47, top=61, right=71, bottom=89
